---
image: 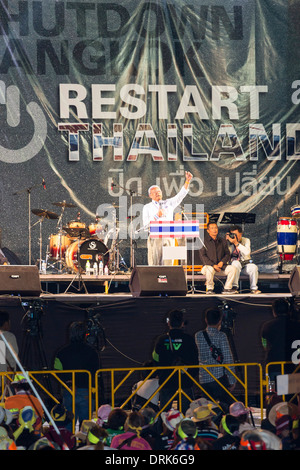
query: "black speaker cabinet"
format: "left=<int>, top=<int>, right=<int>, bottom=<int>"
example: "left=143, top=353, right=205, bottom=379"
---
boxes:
left=288, top=266, right=300, bottom=296
left=129, top=265, right=187, bottom=297
left=0, top=265, right=41, bottom=296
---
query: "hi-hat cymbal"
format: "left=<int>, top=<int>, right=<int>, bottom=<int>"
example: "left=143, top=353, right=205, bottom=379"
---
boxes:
left=52, top=201, right=77, bottom=208
left=32, top=209, right=59, bottom=220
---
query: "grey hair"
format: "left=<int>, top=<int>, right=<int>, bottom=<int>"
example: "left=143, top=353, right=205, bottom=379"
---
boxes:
left=148, top=185, right=161, bottom=196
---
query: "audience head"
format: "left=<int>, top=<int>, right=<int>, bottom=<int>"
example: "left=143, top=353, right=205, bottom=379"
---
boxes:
left=271, top=298, right=290, bottom=317
left=124, top=411, right=144, bottom=437
left=106, top=408, right=128, bottom=431
left=205, top=308, right=222, bottom=327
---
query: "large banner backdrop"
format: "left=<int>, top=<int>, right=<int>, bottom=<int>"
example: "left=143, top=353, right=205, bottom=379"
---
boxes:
left=0, top=0, right=299, bottom=269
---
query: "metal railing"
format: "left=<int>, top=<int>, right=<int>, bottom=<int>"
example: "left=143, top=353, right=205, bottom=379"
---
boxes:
left=1, top=361, right=298, bottom=431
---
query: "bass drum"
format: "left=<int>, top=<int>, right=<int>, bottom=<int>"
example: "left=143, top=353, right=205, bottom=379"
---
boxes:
left=65, top=238, right=109, bottom=272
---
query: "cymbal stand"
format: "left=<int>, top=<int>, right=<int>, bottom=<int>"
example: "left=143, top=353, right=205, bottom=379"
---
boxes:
left=56, top=206, right=66, bottom=274
left=111, top=180, right=143, bottom=271
left=64, top=233, right=88, bottom=294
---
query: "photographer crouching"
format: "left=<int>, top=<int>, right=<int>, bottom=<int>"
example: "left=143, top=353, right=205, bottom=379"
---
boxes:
left=226, top=225, right=261, bottom=294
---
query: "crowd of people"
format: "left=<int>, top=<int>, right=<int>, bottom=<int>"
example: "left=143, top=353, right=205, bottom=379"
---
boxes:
left=1, top=383, right=300, bottom=451
left=1, top=297, right=300, bottom=452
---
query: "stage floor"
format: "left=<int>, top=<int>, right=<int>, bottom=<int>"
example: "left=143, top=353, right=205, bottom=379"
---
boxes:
left=39, top=271, right=292, bottom=296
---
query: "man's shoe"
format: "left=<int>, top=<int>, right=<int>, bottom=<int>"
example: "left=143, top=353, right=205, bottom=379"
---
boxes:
left=222, top=288, right=238, bottom=295
left=206, top=289, right=214, bottom=295
left=251, top=289, right=261, bottom=294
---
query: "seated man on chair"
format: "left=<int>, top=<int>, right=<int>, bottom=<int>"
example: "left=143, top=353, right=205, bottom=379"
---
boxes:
left=199, top=222, right=238, bottom=294
left=226, top=225, right=261, bottom=294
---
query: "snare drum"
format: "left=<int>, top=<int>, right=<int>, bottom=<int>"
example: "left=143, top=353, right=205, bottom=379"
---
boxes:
left=65, top=238, right=109, bottom=272
left=49, top=232, right=71, bottom=259
left=277, top=217, right=298, bottom=260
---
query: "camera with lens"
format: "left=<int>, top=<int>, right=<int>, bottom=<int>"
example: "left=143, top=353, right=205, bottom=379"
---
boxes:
left=228, top=232, right=236, bottom=240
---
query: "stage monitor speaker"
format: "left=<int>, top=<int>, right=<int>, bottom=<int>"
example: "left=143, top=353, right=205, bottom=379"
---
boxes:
left=0, top=265, right=41, bottom=296
left=129, top=265, right=187, bottom=297
left=288, top=266, right=300, bottom=296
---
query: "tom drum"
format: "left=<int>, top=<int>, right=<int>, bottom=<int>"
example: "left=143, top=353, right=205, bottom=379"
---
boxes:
left=277, top=217, right=298, bottom=261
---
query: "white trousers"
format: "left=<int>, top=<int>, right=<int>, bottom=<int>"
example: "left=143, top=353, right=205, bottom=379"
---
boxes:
left=231, top=260, right=259, bottom=290
left=201, top=264, right=237, bottom=291
left=147, top=237, right=175, bottom=266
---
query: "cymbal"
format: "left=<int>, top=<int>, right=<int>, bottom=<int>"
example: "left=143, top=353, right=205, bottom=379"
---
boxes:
left=52, top=201, right=77, bottom=208
left=32, top=209, right=59, bottom=220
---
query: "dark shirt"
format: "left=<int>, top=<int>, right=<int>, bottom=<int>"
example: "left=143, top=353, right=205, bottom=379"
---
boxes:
left=199, top=234, right=230, bottom=268
left=54, top=342, right=100, bottom=388
left=152, top=328, right=198, bottom=387
left=261, top=315, right=300, bottom=363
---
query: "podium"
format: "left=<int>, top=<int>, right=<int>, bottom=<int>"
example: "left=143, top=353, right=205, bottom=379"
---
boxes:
left=149, top=220, right=200, bottom=239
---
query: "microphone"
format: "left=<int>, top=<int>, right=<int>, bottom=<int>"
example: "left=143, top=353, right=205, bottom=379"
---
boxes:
left=42, top=178, right=46, bottom=190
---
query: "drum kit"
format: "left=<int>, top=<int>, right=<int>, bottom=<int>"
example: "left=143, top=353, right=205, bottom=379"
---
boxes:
left=31, top=200, right=123, bottom=275
left=277, top=202, right=300, bottom=271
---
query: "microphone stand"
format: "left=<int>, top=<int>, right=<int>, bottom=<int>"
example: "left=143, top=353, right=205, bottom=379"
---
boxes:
left=13, top=181, right=45, bottom=265
left=111, top=181, right=143, bottom=271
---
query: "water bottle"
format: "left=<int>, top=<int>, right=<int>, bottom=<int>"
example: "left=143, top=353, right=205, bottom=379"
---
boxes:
left=93, top=262, right=98, bottom=276
left=104, top=264, right=109, bottom=276
left=99, top=260, right=103, bottom=276
left=85, top=260, right=91, bottom=275
left=41, top=260, right=47, bottom=274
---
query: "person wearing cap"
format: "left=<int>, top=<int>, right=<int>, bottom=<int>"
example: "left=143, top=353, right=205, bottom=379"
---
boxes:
left=229, top=401, right=255, bottom=435
left=190, top=404, right=219, bottom=443
left=0, top=426, right=17, bottom=450
left=110, top=411, right=152, bottom=450
left=212, top=414, right=240, bottom=450
left=172, top=418, right=198, bottom=450
left=139, top=406, right=166, bottom=450
left=13, top=406, right=40, bottom=449
left=160, top=408, right=184, bottom=450
left=96, top=404, right=112, bottom=427
left=275, top=414, right=295, bottom=450
left=239, top=429, right=267, bottom=450
left=43, top=403, right=76, bottom=450
left=4, top=374, right=44, bottom=432
left=76, top=423, right=110, bottom=450
left=152, top=309, right=198, bottom=414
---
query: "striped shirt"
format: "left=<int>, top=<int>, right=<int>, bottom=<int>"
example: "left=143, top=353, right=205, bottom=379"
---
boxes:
left=195, top=326, right=236, bottom=385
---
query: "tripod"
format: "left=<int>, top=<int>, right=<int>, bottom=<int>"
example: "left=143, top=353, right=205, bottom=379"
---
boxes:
left=20, top=300, right=48, bottom=370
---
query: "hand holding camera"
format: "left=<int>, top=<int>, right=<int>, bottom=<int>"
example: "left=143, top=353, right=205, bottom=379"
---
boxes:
left=226, top=232, right=238, bottom=245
